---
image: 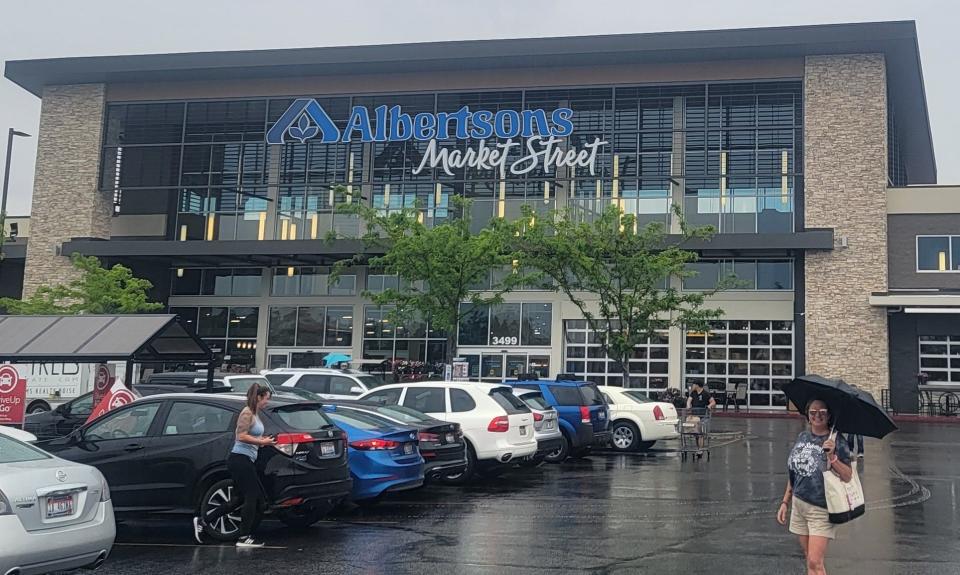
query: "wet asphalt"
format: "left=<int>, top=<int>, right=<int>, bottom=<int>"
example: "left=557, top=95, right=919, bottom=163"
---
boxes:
left=83, top=416, right=960, bottom=575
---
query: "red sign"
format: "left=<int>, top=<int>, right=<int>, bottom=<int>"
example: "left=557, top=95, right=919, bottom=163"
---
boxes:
left=87, top=380, right=139, bottom=424
left=0, top=365, right=28, bottom=425
left=91, top=364, right=114, bottom=410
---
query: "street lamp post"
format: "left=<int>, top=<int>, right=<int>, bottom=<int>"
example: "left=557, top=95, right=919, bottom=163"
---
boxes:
left=1, top=128, right=32, bottom=220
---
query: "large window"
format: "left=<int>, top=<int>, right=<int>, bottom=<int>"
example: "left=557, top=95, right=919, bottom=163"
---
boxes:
left=919, top=336, right=960, bottom=383
left=172, top=268, right=262, bottom=296
left=267, top=306, right=354, bottom=347
left=362, top=305, right=446, bottom=366
left=682, top=259, right=793, bottom=291
left=684, top=320, right=793, bottom=408
left=917, top=236, right=960, bottom=272
left=562, top=320, right=669, bottom=391
left=171, top=306, right=259, bottom=369
left=270, top=267, right=356, bottom=296
left=458, top=303, right=553, bottom=347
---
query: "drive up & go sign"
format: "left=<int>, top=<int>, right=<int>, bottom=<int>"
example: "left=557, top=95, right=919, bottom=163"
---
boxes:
left=0, top=364, right=28, bottom=425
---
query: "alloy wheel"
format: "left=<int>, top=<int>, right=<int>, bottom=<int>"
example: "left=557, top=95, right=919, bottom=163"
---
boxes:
left=206, top=486, right=241, bottom=537
left=612, top=425, right=635, bottom=449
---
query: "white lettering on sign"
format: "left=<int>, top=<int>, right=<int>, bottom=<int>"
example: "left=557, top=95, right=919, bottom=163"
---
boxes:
left=490, top=336, right=519, bottom=346
left=413, top=136, right=608, bottom=179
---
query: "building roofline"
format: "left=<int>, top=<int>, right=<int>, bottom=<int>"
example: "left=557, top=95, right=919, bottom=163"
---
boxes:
left=2, top=20, right=935, bottom=183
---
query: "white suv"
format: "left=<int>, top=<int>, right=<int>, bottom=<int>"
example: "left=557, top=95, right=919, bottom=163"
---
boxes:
left=359, top=381, right=536, bottom=483
left=263, top=368, right=385, bottom=401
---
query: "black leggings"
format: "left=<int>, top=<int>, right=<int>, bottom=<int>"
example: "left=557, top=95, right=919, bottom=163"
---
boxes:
left=203, top=453, right=265, bottom=538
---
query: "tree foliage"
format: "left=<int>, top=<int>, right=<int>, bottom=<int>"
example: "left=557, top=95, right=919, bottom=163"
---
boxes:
left=336, top=190, right=523, bottom=363
left=0, top=253, right=163, bottom=315
left=511, top=204, right=727, bottom=383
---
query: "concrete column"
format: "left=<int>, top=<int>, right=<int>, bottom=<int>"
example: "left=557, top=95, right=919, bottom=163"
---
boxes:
left=23, top=84, right=110, bottom=296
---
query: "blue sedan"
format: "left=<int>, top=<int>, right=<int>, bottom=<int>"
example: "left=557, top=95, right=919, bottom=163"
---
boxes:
left=322, top=406, right=425, bottom=501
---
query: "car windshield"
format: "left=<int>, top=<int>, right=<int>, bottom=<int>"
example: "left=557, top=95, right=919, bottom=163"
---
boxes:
left=623, top=390, right=653, bottom=404
left=356, top=375, right=385, bottom=389
left=228, top=377, right=275, bottom=394
left=580, top=384, right=606, bottom=406
left=282, top=387, right=324, bottom=402
left=264, top=373, right=293, bottom=386
left=272, top=404, right=334, bottom=430
left=374, top=405, right=433, bottom=423
left=0, top=434, right=50, bottom=463
left=519, top=392, right=550, bottom=411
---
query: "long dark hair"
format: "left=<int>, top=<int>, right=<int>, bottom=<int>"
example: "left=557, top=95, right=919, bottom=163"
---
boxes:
left=246, top=383, right=271, bottom=414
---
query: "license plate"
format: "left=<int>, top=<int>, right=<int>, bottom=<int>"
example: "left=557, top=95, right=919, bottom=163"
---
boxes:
left=519, top=426, right=527, bottom=436
left=546, top=420, right=555, bottom=429
left=320, top=442, right=335, bottom=456
left=445, top=433, right=455, bottom=444
left=404, top=443, right=415, bottom=455
left=46, top=495, right=73, bottom=518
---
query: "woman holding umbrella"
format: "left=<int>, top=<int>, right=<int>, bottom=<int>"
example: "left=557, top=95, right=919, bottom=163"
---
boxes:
left=776, top=398, right=853, bottom=575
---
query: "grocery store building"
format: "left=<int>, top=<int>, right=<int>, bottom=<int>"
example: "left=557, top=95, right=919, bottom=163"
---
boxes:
left=2, top=21, right=949, bottom=410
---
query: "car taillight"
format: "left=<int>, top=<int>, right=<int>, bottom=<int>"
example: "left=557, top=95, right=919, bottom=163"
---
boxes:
left=580, top=406, right=591, bottom=423
left=653, top=405, right=665, bottom=421
left=487, top=416, right=509, bottom=432
left=350, top=438, right=399, bottom=450
left=99, top=473, right=111, bottom=502
left=274, top=432, right=316, bottom=456
left=533, top=412, right=544, bottom=422
left=418, top=431, right=440, bottom=443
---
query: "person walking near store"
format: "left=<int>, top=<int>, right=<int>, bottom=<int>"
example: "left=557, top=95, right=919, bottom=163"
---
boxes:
left=686, top=381, right=716, bottom=459
left=776, top=399, right=853, bottom=575
left=194, top=383, right=276, bottom=547
left=846, top=432, right=864, bottom=459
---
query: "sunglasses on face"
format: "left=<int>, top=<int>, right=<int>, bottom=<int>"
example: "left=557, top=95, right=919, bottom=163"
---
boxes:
left=808, top=409, right=829, bottom=417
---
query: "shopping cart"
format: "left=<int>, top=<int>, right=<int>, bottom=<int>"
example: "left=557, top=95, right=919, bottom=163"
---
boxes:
left=676, top=408, right=711, bottom=460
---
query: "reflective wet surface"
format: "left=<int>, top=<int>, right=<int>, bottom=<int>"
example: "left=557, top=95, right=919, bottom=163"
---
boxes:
left=88, top=417, right=960, bottom=574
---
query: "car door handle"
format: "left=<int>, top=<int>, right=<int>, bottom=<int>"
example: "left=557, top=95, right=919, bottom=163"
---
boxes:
left=124, top=443, right=144, bottom=452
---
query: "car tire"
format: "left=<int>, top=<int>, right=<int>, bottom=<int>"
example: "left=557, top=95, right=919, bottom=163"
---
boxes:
left=199, top=479, right=262, bottom=542
left=27, top=401, right=50, bottom=414
left=611, top=420, right=641, bottom=452
left=637, top=440, right=656, bottom=451
left=544, top=433, right=570, bottom=464
left=278, top=500, right=336, bottom=529
left=440, top=442, right=476, bottom=485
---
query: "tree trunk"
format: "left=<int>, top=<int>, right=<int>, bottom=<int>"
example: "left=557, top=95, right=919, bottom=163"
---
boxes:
left=445, top=332, right=457, bottom=365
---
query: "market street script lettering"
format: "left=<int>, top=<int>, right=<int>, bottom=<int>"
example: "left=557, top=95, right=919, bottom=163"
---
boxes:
left=413, top=136, right=607, bottom=179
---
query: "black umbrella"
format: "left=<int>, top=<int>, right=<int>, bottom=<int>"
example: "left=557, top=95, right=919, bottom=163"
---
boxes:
left=782, top=374, right=898, bottom=439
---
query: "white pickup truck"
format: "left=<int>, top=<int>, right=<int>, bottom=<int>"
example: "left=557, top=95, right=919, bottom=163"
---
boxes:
left=10, top=362, right=129, bottom=414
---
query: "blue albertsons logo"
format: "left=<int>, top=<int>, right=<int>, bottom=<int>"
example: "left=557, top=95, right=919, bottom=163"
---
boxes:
left=266, top=98, right=574, bottom=144
left=266, top=98, right=606, bottom=177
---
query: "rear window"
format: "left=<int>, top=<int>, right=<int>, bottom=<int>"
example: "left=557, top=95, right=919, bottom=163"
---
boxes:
left=272, top=404, right=333, bottom=431
left=490, top=388, right=530, bottom=415
left=549, top=385, right=585, bottom=406
left=375, top=405, right=434, bottom=424
left=265, top=373, right=294, bottom=386
left=327, top=409, right=394, bottom=431
left=624, top=390, right=653, bottom=404
left=519, top=392, right=550, bottom=411
left=580, top=384, right=605, bottom=406
left=0, top=435, right=50, bottom=463
left=512, top=384, right=540, bottom=392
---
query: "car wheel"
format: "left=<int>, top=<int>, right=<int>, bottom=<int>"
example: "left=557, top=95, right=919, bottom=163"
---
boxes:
left=611, top=420, right=640, bottom=452
left=27, top=401, right=50, bottom=414
left=199, top=479, right=261, bottom=542
left=440, top=442, right=476, bottom=485
left=544, top=434, right=570, bottom=464
left=278, top=500, right=335, bottom=529
left=637, top=440, right=656, bottom=451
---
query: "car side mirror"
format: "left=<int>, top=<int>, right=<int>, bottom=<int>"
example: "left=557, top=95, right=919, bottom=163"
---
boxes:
left=350, top=386, right=363, bottom=395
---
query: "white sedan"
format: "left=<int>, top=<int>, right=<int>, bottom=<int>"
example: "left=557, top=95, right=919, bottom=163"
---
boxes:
left=0, top=431, right=116, bottom=574
left=598, top=385, right=679, bottom=452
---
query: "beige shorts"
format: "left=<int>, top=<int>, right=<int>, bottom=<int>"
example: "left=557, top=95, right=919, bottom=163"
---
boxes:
left=789, top=496, right=836, bottom=539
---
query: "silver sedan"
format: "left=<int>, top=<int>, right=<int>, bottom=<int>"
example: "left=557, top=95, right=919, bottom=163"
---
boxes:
left=0, top=430, right=116, bottom=574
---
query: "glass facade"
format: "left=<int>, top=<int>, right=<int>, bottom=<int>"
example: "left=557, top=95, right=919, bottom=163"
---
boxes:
left=563, top=320, right=669, bottom=392
left=919, top=336, right=960, bottom=383
left=105, top=82, right=802, bottom=237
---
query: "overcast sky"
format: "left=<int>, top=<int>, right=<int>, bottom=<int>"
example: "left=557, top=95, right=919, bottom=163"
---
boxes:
left=0, top=0, right=956, bottom=215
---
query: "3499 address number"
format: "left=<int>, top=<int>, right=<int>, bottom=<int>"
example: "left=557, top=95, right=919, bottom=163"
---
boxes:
left=490, top=336, right=519, bottom=346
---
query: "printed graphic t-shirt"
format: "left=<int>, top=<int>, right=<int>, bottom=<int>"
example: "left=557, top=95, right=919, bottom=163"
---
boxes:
left=787, top=430, right=852, bottom=509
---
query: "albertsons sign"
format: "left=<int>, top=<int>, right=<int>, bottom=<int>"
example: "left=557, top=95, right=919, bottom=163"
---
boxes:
left=266, top=98, right=607, bottom=178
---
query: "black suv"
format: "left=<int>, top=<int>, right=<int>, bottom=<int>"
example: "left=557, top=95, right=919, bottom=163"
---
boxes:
left=42, top=394, right=352, bottom=539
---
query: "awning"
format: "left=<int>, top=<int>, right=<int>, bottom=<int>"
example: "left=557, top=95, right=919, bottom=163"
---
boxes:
left=0, top=314, right=213, bottom=363
left=869, top=292, right=960, bottom=309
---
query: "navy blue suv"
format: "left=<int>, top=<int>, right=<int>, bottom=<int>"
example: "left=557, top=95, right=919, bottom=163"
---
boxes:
left=504, top=379, right=610, bottom=462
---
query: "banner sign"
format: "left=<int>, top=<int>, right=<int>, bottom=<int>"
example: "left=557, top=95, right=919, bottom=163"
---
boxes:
left=0, top=365, right=27, bottom=426
left=87, top=379, right=139, bottom=424
left=452, top=359, right=470, bottom=382
left=267, top=99, right=607, bottom=178
left=91, top=364, right=115, bottom=414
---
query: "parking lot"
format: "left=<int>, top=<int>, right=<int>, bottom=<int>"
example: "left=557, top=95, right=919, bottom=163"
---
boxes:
left=79, top=416, right=960, bottom=575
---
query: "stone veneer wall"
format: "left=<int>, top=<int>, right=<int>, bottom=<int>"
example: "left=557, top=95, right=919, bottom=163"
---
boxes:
left=22, top=84, right=111, bottom=296
left=804, top=55, right=889, bottom=399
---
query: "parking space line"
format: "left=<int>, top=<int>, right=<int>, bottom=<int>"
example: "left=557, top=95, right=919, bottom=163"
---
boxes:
left=115, top=542, right=287, bottom=550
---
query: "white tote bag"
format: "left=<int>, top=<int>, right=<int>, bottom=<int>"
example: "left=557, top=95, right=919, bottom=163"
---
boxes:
left=823, top=431, right=865, bottom=524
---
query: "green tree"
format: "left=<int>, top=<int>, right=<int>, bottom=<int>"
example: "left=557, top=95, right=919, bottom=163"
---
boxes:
left=0, top=253, right=163, bottom=315
left=335, top=191, right=524, bottom=364
left=512, top=204, right=727, bottom=385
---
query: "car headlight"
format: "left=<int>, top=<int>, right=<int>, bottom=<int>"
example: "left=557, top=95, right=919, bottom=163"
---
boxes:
left=0, top=489, right=11, bottom=515
left=99, top=473, right=111, bottom=502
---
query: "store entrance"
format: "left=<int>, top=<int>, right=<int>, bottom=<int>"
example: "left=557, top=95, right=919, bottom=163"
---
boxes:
left=457, top=351, right=550, bottom=383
